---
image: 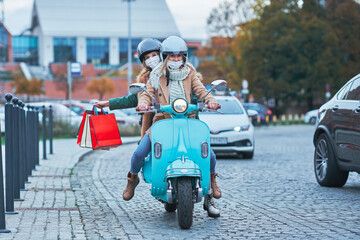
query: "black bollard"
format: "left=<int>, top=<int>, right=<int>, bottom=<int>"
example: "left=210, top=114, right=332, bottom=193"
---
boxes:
left=18, top=101, right=26, bottom=191
left=11, top=98, right=22, bottom=201
left=42, top=106, right=47, bottom=160
left=35, top=107, right=40, bottom=165
left=28, top=106, right=36, bottom=172
left=0, top=119, right=11, bottom=233
left=49, top=105, right=53, bottom=154
left=4, top=94, right=18, bottom=214
left=25, top=105, right=31, bottom=183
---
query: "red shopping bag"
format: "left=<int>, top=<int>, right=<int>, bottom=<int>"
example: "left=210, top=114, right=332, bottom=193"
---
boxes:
left=89, top=108, right=122, bottom=150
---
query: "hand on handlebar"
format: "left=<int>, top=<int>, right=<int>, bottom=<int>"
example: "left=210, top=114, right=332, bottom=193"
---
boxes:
left=136, top=104, right=150, bottom=111
left=208, top=102, right=221, bottom=110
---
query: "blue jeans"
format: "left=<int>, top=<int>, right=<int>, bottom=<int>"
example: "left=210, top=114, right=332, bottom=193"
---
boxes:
left=130, top=134, right=217, bottom=174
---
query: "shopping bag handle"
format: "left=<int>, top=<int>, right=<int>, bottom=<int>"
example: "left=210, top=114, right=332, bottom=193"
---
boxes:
left=93, top=106, right=108, bottom=116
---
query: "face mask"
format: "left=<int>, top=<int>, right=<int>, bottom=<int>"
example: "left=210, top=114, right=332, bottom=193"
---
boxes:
left=145, top=56, right=160, bottom=69
left=167, top=60, right=183, bottom=70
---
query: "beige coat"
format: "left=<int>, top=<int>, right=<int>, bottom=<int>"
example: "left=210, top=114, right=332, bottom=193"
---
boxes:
left=138, top=66, right=217, bottom=135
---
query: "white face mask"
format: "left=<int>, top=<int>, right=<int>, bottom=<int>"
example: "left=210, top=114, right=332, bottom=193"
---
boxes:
left=145, top=56, right=160, bottom=69
left=167, top=60, right=183, bottom=70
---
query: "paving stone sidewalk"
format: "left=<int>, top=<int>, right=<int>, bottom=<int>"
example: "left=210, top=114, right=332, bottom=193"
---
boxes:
left=1, top=136, right=140, bottom=240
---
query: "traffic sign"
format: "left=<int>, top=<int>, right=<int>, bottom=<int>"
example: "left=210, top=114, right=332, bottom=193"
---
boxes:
left=70, top=62, right=82, bottom=76
left=241, top=89, right=249, bottom=95
left=242, top=79, right=248, bottom=89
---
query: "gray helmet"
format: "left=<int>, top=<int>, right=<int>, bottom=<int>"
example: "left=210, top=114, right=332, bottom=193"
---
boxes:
left=137, top=38, right=161, bottom=63
left=161, top=36, right=188, bottom=61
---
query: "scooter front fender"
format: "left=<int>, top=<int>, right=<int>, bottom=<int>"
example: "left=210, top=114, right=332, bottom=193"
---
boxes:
left=165, top=159, right=202, bottom=181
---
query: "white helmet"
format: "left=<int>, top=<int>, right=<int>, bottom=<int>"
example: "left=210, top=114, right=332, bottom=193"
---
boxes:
left=161, top=36, right=188, bottom=61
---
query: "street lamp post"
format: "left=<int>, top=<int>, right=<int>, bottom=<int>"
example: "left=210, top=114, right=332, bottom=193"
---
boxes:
left=123, top=0, right=135, bottom=91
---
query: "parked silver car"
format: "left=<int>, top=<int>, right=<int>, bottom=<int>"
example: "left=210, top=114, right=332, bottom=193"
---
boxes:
left=199, top=96, right=257, bottom=159
left=304, top=109, right=318, bottom=124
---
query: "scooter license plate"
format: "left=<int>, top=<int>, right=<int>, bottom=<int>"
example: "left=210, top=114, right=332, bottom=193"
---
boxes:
left=210, top=137, right=228, bottom=145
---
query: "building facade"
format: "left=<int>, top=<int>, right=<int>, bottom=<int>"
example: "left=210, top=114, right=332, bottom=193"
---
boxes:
left=0, top=22, right=12, bottom=63
left=30, top=0, right=180, bottom=68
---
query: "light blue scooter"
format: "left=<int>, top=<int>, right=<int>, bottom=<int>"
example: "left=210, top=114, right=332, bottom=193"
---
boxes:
left=129, top=80, right=226, bottom=229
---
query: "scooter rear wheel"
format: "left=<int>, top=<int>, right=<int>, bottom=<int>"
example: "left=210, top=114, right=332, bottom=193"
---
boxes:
left=177, top=177, right=194, bottom=229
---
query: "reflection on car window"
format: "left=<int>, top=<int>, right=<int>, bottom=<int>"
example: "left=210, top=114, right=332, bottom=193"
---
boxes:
left=346, top=78, right=360, bottom=100
left=337, top=82, right=352, bottom=100
left=71, top=106, right=83, bottom=115
left=202, top=98, right=244, bottom=114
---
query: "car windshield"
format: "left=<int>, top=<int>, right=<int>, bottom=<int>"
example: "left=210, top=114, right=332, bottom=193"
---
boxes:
left=244, top=104, right=264, bottom=112
left=201, top=98, right=244, bottom=114
left=109, top=109, right=128, bottom=117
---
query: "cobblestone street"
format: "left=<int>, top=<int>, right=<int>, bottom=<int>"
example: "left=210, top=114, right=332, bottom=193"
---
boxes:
left=71, top=125, right=360, bottom=239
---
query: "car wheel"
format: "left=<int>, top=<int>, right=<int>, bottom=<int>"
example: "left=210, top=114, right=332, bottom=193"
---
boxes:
left=314, top=133, right=349, bottom=187
left=309, top=117, right=316, bottom=124
left=242, top=151, right=254, bottom=159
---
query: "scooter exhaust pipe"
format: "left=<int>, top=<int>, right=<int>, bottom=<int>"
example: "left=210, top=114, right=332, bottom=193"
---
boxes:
left=167, top=179, right=174, bottom=203
left=195, top=179, right=203, bottom=203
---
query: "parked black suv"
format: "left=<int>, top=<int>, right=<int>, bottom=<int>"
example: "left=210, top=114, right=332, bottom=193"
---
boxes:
left=313, top=74, right=360, bottom=187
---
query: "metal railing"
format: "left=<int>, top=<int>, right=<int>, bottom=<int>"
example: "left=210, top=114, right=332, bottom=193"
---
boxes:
left=0, top=93, right=54, bottom=233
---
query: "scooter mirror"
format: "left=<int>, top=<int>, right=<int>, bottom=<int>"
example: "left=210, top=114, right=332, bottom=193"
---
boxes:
left=211, top=80, right=227, bottom=91
left=129, top=83, right=146, bottom=95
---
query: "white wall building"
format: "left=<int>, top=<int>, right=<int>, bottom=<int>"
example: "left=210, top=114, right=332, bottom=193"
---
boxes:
left=30, top=0, right=180, bottom=67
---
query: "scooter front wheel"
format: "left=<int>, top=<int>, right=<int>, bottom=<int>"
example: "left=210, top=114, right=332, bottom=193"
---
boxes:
left=177, top=177, right=194, bottom=229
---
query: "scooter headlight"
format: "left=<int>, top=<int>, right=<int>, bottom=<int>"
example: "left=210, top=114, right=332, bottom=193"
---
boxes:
left=172, top=98, right=188, bottom=114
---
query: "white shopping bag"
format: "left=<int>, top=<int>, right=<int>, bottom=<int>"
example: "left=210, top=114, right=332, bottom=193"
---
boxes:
left=80, top=114, right=92, bottom=148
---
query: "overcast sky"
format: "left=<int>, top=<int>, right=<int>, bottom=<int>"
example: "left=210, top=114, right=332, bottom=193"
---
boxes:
left=1, top=0, right=223, bottom=40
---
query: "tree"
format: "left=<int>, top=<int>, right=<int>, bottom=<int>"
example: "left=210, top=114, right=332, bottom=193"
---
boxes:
left=52, top=64, right=82, bottom=99
left=196, top=37, right=233, bottom=85
left=207, top=0, right=255, bottom=37
left=12, top=70, right=44, bottom=101
left=205, top=0, right=360, bottom=112
left=227, top=0, right=357, bottom=111
left=87, top=75, right=114, bottom=100
left=325, top=0, right=360, bottom=83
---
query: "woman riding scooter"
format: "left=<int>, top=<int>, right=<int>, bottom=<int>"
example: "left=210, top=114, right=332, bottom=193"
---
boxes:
left=94, top=38, right=160, bottom=138
left=123, top=36, right=222, bottom=217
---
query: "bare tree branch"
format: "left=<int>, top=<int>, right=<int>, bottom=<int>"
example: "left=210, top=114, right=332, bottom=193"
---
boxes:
left=207, top=0, right=255, bottom=37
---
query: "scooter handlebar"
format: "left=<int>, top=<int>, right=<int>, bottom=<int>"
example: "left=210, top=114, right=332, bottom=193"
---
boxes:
left=136, top=106, right=156, bottom=114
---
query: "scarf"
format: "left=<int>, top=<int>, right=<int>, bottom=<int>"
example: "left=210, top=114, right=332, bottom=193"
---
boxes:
left=169, top=65, right=190, bottom=104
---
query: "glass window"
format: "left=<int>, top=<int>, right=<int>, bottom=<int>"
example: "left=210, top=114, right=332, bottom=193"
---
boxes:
left=119, top=38, right=142, bottom=66
left=12, top=36, right=38, bottom=65
left=346, top=78, right=360, bottom=100
left=0, top=27, right=9, bottom=62
left=87, top=38, right=109, bottom=65
left=337, top=82, right=352, bottom=100
left=53, top=37, right=76, bottom=63
left=201, top=98, right=244, bottom=114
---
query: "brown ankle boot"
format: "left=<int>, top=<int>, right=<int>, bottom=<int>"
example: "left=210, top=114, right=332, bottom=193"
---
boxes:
left=211, top=173, right=221, bottom=199
left=123, top=171, right=140, bottom=201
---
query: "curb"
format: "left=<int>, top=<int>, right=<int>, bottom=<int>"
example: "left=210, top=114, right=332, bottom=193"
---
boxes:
left=76, top=137, right=140, bottom=163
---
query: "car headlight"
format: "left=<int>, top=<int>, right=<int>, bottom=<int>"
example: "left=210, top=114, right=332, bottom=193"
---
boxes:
left=234, top=125, right=250, bottom=132
left=172, top=98, right=188, bottom=113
